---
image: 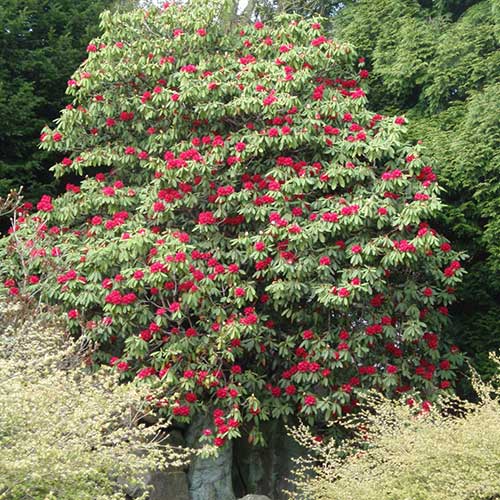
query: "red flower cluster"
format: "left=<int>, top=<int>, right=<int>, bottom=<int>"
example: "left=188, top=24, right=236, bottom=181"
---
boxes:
left=2, top=6, right=466, bottom=449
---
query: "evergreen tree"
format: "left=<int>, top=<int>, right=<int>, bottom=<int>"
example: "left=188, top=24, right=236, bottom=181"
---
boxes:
left=333, top=0, right=500, bottom=378
left=0, top=0, right=122, bottom=201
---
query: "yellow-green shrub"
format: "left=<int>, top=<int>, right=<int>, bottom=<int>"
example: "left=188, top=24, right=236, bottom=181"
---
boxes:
left=0, top=300, right=189, bottom=500
left=289, top=356, right=500, bottom=500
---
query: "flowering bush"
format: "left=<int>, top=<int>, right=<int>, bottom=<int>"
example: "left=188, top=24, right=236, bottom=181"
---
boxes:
left=0, top=0, right=466, bottom=447
left=288, top=354, right=500, bottom=500
left=0, top=300, right=188, bottom=500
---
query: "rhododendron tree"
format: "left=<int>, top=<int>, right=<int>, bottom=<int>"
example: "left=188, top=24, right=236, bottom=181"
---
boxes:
left=0, top=0, right=466, bottom=447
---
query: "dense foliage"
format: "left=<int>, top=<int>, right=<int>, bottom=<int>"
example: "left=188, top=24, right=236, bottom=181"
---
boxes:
left=333, top=0, right=500, bottom=377
left=1, top=0, right=496, bottom=386
left=0, top=1, right=467, bottom=447
left=0, top=0, right=121, bottom=201
left=289, top=355, right=500, bottom=500
left=0, top=300, right=188, bottom=500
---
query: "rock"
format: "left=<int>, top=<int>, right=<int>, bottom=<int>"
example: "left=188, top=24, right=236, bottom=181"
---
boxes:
left=144, top=429, right=191, bottom=499
left=238, top=496, right=272, bottom=500
left=233, top=420, right=305, bottom=500
left=145, top=470, right=190, bottom=500
left=188, top=446, right=235, bottom=500
left=123, top=429, right=190, bottom=500
left=162, top=429, right=190, bottom=466
left=125, top=469, right=189, bottom=500
left=186, top=413, right=236, bottom=500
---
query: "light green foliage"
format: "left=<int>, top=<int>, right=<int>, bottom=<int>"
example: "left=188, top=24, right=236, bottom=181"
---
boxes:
left=289, top=354, right=500, bottom=500
left=0, top=300, right=189, bottom=500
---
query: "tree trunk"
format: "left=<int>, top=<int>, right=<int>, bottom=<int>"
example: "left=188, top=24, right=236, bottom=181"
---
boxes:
left=186, top=414, right=236, bottom=500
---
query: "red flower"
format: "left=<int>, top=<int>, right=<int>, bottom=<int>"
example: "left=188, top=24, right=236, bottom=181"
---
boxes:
left=365, top=324, right=382, bottom=336
left=185, top=392, right=198, bottom=403
left=231, top=365, right=242, bottom=375
left=254, top=241, right=265, bottom=252
left=302, top=329, right=314, bottom=340
left=67, top=309, right=79, bottom=320
left=198, top=211, right=216, bottom=224
left=169, top=302, right=181, bottom=313
left=423, top=332, right=439, bottom=349
left=217, top=185, right=235, bottom=197
left=304, top=395, right=317, bottom=406
left=37, top=195, right=54, bottom=212
left=319, top=256, right=331, bottom=266
left=214, top=437, right=225, bottom=447
left=121, top=293, right=137, bottom=305
left=180, top=64, right=197, bottom=73
left=263, top=94, right=277, bottom=106
left=311, top=36, right=327, bottom=46
left=133, top=270, right=144, bottom=280
left=339, top=330, right=350, bottom=340
left=324, top=125, right=340, bottom=135
left=117, top=361, right=129, bottom=372
left=440, top=360, right=451, bottom=370
left=216, top=388, right=228, bottom=399
left=119, top=111, right=134, bottom=121
left=136, top=367, right=156, bottom=379
left=140, top=330, right=152, bottom=342
left=173, top=405, right=190, bottom=416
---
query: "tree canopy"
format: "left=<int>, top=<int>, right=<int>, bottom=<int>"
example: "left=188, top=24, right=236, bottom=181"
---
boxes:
left=1, top=0, right=466, bottom=447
